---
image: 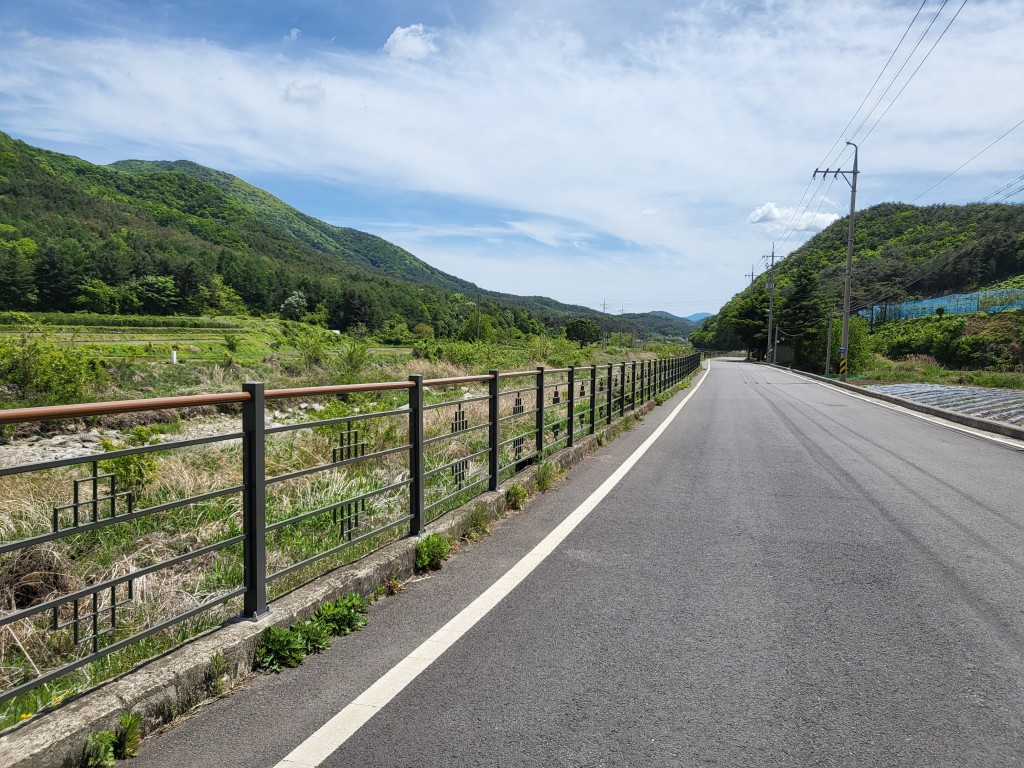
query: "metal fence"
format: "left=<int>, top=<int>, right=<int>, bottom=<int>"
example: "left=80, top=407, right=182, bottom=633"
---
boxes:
left=0, top=353, right=700, bottom=710
left=863, top=287, right=1024, bottom=323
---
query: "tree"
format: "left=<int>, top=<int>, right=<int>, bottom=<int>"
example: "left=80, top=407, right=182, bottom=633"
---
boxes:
left=75, top=278, right=121, bottom=314
left=280, top=290, right=307, bottom=321
left=564, top=317, right=600, bottom=348
left=778, top=261, right=825, bottom=369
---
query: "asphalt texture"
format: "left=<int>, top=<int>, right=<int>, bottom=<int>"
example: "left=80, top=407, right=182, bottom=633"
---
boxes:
left=133, top=360, right=1024, bottom=767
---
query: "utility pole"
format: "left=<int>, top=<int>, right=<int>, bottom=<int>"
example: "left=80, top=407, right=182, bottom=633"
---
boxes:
left=747, top=265, right=756, bottom=287
left=766, top=244, right=776, bottom=363
left=824, top=311, right=836, bottom=377
left=814, top=141, right=859, bottom=381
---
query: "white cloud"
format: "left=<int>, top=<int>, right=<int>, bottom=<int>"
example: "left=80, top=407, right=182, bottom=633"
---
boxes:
left=748, top=202, right=839, bottom=236
left=383, top=24, right=438, bottom=60
left=1, top=1, right=1021, bottom=311
left=284, top=28, right=301, bottom=43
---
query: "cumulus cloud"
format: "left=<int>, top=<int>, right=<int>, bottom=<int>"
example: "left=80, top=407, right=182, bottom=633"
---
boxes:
left=748, top=203, right=839, bottom=235
left=283, top=80, right=326, bottom=105
left=383, top=24, right=437, bottom=60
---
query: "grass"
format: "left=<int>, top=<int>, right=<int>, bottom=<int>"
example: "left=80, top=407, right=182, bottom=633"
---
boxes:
left=851, top=353, right=1024, bottom=389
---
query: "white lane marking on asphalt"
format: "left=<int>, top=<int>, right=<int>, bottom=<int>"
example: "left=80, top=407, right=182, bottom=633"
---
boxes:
left=777, top=367, right=1024, bottom=450
left=273, top=363, right=712, bottom=768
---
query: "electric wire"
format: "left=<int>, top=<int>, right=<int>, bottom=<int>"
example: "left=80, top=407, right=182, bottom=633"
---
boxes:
left=981, top=173, right=1024, bottom=203
left=816, top=0, right=929, bottom=170
left=848, top=0, right=951, bottom=145
left=912, top=118, right=1024, bottom=203
left=849, top=171, right=1024, bottom=314
left=767, top=1, right=966, bottom=265
left=858, top=0, right=970, bottom=147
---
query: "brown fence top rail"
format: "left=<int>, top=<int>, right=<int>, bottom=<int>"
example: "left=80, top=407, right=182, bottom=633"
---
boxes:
left=0, top=391, right=252, bottom=426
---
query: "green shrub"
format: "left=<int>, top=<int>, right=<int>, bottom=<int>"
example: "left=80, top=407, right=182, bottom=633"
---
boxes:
left=254, top=626, right=306, bottom=673
left=415, top=533, right=451, bottom=571
left=98, top=438, right=157, bottom=493
left=505, top=483, right=528, bottom=511
left=0, top=329, right=104, bottom=406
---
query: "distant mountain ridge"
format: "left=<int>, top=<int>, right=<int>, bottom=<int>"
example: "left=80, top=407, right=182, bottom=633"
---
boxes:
left=650, top=310, right=710, bottom=324
left=0, top=131, right=694, bottom=338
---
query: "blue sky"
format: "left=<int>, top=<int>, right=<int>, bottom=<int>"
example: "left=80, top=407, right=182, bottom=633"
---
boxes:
left=1, top=1, right=1021, bottom=315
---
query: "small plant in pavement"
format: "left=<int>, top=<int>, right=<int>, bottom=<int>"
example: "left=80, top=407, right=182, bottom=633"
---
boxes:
left=505, top=483, right=528, bottom=510
left=415, top=533, right=451, bottom=571
left=254, top=626, right=306, bottom=673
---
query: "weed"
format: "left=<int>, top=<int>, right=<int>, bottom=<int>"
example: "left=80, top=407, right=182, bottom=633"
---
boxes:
left=415, top=533, right=451, bottom=571
left=385, top=575, right=404, bottom=596
left=254, top=626, right=305, bottom=673
left=505, top=483, right=528, bottom=511
left=115, top=711, right=142, bottom=759
left=461, top=503, right=491, bottom=541
left=312, top=593, right=368, bottom=635
left=207, top=651, right=228, bottom=695
left=295, top=619, right=332, bottom=654
left=535, top=460, right=560, bottom=492
left=84, top=730, right=116, bottom=767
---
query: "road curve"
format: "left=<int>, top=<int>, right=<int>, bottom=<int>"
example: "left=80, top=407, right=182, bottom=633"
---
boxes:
left=134, top=360, right=1024, bottom=767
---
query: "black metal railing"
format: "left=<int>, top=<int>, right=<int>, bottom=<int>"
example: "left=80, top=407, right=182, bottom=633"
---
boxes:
left=0, top=353, right=700, bottom=710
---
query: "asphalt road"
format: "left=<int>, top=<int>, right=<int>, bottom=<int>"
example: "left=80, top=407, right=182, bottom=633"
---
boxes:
left=134, top=360, right=1024, bottom=767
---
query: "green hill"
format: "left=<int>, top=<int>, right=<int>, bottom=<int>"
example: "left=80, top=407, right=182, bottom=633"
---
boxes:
left=693, top=202, right=1024, bottom=365
left=0, top=131, right=691, bottom=339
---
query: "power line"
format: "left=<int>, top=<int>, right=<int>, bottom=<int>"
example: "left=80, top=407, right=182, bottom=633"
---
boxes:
left=847, top=0, right=951, bottom=145
left=768, top=1, right=966, bottom=263
left=816, top=0, right=929, bottom=170
left=982, top=173, right=1024, bottom=203
left=858, top=0, right=970, bottom=147
left=911, top=117, right=1024, bottom=203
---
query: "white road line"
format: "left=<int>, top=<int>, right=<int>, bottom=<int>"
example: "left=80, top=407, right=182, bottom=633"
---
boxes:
left=274, top=363, right=712, bottom=768
left=777, top=367, right=1024, bottom=451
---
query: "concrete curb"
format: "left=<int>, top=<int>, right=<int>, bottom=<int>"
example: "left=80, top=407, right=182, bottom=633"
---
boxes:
left=0, top=372, right=697, bottom=768
left=771, top=364, right=1024, bottom=442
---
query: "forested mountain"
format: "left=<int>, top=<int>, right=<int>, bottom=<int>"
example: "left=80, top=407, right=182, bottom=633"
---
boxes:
left=692, top=202, right=1024, bottom=362
left=0, top=131, right=692, bottom=340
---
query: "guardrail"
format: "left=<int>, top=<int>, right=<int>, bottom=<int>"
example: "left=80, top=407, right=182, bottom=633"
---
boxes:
left=0, top=353, right=700, bottom=713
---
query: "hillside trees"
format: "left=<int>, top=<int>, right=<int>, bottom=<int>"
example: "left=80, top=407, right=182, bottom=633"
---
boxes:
left=565, top=317, right=601, bottom=347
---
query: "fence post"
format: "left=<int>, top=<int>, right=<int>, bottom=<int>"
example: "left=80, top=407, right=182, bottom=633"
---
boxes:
left=567, top=366, right=576, bottom=448
left=409, top=375, right=425, bottom=536
left=606, top=363, right=613, bottom=425
left=619, top=363, right=626, bottom=416
left=535, top=367, right=545, bottom=460
left=631, top=361, right=637, bottom=411
left=488, top=370, right=500, bottom=492
left=589, top=366, right=597, bottom=434
left=242, top=382, right=268, bottom=619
